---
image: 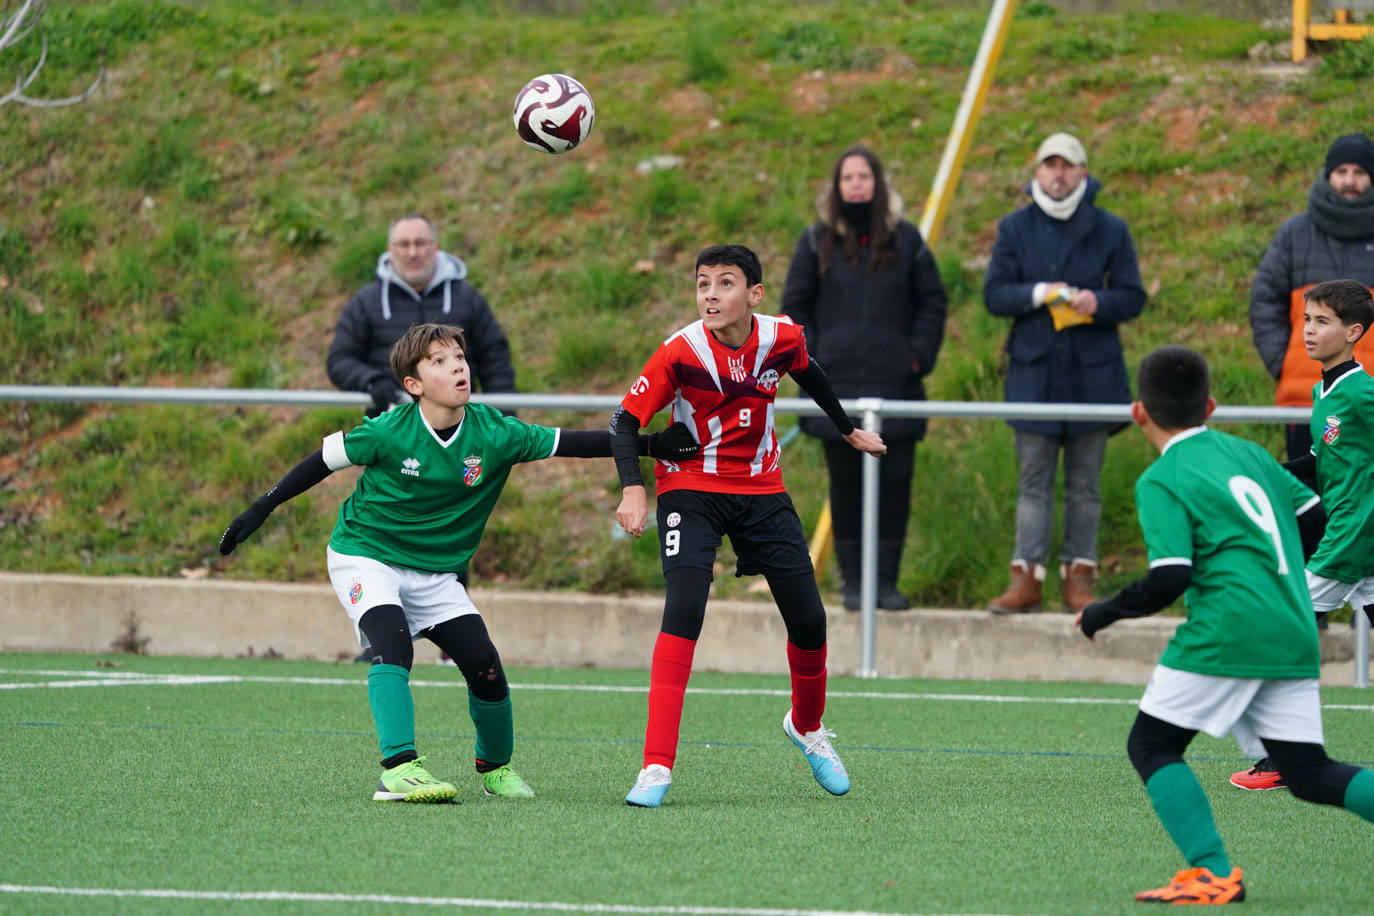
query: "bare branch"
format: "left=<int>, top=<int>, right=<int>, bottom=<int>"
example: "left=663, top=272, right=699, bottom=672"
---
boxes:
left=1, top=0, right=103, bottom=109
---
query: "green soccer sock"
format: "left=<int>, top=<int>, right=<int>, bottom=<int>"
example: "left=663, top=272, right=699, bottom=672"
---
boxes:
left=1144, top=762, right=1231, bottom=876
left=1343, top=768, right=1374, bottom=821
left=469, top=693, right=513, bottom=768
left=367, top=663, right=416, bottom=760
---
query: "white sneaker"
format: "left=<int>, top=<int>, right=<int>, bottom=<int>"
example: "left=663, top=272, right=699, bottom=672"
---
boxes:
left=625, top=763, right=672, bottom=807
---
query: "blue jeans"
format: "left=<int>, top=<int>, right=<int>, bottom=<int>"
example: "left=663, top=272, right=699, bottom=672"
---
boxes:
left=1012, top=428, right=1109, bottom=567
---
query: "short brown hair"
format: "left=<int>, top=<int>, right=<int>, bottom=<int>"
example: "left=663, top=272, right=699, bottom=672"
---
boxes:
left=1305, top=279, right=1374, bottom=339
left=389, top=322, right=467, bottom=383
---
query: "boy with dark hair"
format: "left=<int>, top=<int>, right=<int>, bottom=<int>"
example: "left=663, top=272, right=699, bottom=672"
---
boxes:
left=610, top=244, right=887, bottom=807
left=220, top=322, right=695, bottom=803
left=1076, top=344, right=1374, bottom=904
left=1232, top=278, right=1374, bottom=790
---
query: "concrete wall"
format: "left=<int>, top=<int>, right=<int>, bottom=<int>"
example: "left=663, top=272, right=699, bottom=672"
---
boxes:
left=0, top=572, right=1363, bottom=686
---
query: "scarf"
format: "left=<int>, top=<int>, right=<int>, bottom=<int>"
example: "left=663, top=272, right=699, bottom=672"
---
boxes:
left=1031, top=178, right=1087, bottom=221
left=1307, top=178, right=1374, bottom=241
left=839, top=199, right=873, bottom=237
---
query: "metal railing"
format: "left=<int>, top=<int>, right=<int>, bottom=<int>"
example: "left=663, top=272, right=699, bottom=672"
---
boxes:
left=1, top=385, right=1365, bottom=685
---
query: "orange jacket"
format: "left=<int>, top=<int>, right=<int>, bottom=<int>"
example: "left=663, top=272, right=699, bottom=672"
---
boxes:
left=1275, top=283, right=1374, bottom=406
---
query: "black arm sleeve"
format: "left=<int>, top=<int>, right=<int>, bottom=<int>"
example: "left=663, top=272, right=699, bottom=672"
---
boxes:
left=258, top=450, right=333, bottom=510
left=609, top=407, right=645, bottom=487
left=1297, top=500, right=1327, bottom=562
left=791, top=360, right=855, bottom=437
left=554, top=429, right=658, bottom=459
left=1079, top=564, right=1192, bottom=638
left=1283, top=452, right=1317, bottom=482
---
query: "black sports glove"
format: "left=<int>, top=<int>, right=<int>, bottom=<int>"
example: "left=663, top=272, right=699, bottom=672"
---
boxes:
left=367, top=377, right=410, bottom=414
left=1078, top=600, right=1116, bottom=639
left=646, top=422, right=699, bottom=461
left=219, top=502, right=271, bottom=556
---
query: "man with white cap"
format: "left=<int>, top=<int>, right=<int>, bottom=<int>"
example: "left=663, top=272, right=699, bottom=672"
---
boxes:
left=983, top=132, right=1147, bottom=615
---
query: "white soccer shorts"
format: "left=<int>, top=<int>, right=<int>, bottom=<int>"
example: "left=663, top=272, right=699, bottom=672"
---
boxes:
left=1139, top=664, right=1323, bottom=758
left=326, top=547, right=478, bottom=647
left=1306, top=570, right=1374, bottom=614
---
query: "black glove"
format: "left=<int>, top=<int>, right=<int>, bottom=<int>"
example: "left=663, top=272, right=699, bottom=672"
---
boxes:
left=1078, top=600, right=1115, bottom=639
left=646, top=422, right=699, bottom=461
left=367, top=377, right=410, bottom=414
left=219, top=502, right=271, bottom=556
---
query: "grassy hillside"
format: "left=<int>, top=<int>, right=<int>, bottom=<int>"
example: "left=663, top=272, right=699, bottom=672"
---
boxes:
left=1, top=0, right=1370, bottom=609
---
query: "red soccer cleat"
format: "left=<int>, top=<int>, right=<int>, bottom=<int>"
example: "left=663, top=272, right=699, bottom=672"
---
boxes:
left=1229, top=757, right=1286, bottom=791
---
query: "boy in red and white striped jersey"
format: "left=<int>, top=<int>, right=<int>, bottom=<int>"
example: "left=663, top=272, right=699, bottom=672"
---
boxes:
left=609, top=244, right=886, bottom=807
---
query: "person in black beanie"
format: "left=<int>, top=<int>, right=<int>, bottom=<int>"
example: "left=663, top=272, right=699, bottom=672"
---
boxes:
left=781, top=146, right=948, bottom=610
left=1249, top=133, right=1374, bottom=467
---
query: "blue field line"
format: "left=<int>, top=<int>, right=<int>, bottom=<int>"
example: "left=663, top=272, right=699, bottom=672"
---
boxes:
left=7, top=717, right=1364, bottom=768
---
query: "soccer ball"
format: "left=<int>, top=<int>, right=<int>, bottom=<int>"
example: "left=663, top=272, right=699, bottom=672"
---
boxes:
left=513, top=73, right=595, bottom=154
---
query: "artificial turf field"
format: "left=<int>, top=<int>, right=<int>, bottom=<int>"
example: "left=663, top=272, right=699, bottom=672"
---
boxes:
left=2, top=652, right=1371, bottom=914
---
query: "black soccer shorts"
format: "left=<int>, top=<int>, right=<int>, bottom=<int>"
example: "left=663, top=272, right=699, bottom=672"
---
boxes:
left=655, top=488, right=814, bottom=578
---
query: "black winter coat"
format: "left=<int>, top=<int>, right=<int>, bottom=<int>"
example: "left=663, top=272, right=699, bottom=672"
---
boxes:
left=781, top=218, right=948, bottom=442
left=983, top=178, right=1146, bottom=437
left=326, top=252, right=517, bottom=402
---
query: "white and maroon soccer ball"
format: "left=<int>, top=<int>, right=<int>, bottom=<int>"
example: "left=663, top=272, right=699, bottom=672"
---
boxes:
left=512, top=73, right=595, bottom=154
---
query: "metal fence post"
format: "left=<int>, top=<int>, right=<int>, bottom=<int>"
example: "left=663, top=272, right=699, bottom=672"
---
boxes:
left=855, top=398, right=883, bottom=678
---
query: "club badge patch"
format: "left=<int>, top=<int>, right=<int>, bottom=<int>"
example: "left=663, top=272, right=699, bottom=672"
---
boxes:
left=1323, top=414, right=1341, bottom=445
left=348, top=578, right=363, bottom=606
left=665, top=512, right=682, bottom=528
left=463, top=455, right=483, bottom=486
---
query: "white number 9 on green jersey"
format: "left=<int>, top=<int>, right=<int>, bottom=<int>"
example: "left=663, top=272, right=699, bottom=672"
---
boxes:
left=1228, top=475, right=1288, bottom=575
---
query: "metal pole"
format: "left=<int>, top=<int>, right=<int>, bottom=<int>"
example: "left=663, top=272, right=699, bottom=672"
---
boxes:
left=857, top=398, right=883, bottom=679
left=1356, top=609, right=1370, bottom=688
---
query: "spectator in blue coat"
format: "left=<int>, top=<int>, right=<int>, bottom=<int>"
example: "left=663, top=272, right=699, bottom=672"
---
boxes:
left=983, top=133, right=1147, bottom=615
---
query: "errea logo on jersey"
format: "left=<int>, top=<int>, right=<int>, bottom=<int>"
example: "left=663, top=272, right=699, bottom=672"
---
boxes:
left=401, top=457, right=421, bottom=477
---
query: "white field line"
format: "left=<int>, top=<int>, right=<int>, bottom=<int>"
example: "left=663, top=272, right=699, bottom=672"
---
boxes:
left=0, top=884, right=1001, bottom=916
left=2, top=667, right=1373, bottom=711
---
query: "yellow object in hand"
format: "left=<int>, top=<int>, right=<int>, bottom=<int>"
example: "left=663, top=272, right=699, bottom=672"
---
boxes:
left=1046, top=286, right=1092, bottom=331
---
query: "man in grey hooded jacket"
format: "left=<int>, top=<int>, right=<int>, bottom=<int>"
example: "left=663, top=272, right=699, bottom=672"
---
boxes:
left=327, top=215, right=517, bottom=417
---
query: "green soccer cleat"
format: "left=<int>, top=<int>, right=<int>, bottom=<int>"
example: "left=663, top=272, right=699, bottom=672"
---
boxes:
left=372, top=756, right=457, bottom=803
left=481, top=764, right=535, bottom=798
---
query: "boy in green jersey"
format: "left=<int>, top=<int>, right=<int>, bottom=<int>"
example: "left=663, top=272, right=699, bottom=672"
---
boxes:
left=1076, top=344, right=1374, bottom=905
left=219, top=323, right=695, bottom=803
left=1232, top=279, right=1374, bottom=790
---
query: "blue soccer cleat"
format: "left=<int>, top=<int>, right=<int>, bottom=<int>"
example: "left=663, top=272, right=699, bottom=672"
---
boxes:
left=625, top=763, right=672, bottom=807
left=783, top=710, right=850, bottom=796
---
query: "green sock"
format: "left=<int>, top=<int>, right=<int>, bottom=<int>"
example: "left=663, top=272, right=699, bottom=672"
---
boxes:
left=1343, top=768, right=1374, bottom=821
left=469, top=693, right=513, bottom=767
left=367, top=663, right=416, bottom=760
left=1144, top=762, right=1230, bottom=876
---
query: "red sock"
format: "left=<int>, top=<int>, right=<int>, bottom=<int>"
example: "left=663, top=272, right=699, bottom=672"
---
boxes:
left=644, top=632, right=696, bottom=769
left=787, top=641, right=827, bottom=734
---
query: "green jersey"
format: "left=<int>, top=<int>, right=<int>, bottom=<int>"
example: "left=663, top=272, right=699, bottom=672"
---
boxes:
left=1137, top=427, right=1320, bottom=678
left=323, top=401, right=556, bottom=575
left=1308, top=364, right=1374, bottom=582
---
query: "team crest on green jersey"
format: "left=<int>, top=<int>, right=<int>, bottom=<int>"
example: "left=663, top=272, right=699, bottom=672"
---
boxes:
left=463, top=455, right=483, bottom=486
left=1323, top=414, right=1342, bottom=445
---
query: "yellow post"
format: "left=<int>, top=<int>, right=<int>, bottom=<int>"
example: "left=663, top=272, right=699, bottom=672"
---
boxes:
left=920, top=0, right=1019, bottom=247
left=808, top=500, right=835, bottom=577
left=1293, top=0, right=1311, bottom=62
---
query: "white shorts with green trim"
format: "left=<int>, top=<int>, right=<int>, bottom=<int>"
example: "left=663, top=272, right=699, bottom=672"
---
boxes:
left=326, top=547, right=478, bottom=647
left=1139, top=665, right=1323, bottom=758
left=1306, top=570, right=1374, bottom=614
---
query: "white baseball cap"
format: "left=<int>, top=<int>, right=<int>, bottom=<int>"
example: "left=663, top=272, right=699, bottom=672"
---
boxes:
left=1036, top=132, right=1087, bottom=166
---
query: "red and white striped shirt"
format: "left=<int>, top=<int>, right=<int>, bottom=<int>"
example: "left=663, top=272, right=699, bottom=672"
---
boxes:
left=621, top=314, right=810, bottom=495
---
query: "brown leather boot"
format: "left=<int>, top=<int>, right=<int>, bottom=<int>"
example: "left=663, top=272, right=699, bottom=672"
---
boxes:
left=1060, top=559, right=1098, bottom=613
left=989, top=561, right=1044, bottom=614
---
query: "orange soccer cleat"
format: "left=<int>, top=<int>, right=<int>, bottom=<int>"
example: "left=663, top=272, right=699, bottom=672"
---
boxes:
left=1229, top=758, right=1286, bottom=790
left=1135, top=866, right=1245, bottom=904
